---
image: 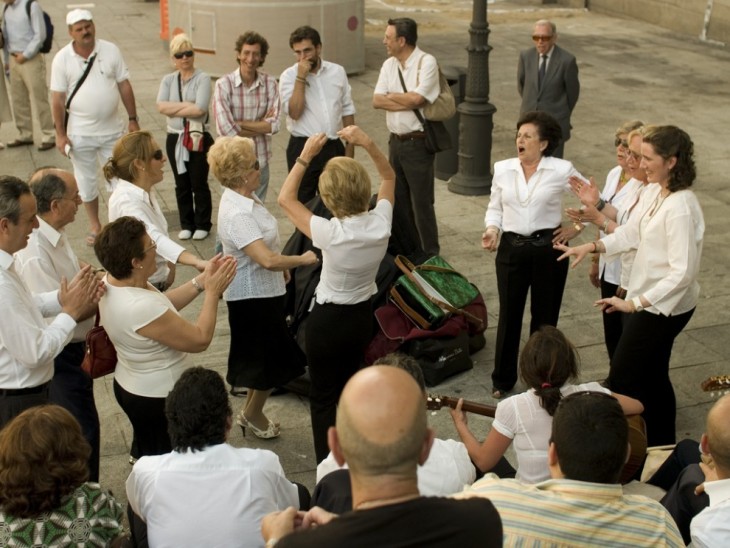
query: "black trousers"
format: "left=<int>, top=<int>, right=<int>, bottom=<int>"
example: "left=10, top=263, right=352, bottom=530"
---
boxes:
left=600, top=277, right=623, bottom=360
left=388, top=135, right=439, bottom=256
left=286, top=137, right=345, bottom=204
left=0, top=382, right=49, bottom=429
left=607, top=307, right=694, bottom=447
left=305, top=299, right=372, bottom=463
left=660, top=461, right=708, bottom=544
left=166, top=133, right=213, bottom=232
left=492, top=232, right=568, bottom=392
left=50, top=341, right=101, bottom=481
left=113, top=379, right=171, bottom=458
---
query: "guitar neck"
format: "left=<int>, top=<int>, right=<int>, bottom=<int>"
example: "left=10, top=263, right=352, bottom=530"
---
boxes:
left=433, top=395, right=496, bottom=418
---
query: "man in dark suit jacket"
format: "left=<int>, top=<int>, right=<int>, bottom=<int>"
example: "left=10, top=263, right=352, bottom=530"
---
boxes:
left=518, top=19, right=580, bottom=159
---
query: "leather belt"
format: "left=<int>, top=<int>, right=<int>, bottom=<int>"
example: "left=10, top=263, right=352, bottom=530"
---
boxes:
left=0, top=381, right=50, bottom=397
left=391, top=131, right=426, bottom=141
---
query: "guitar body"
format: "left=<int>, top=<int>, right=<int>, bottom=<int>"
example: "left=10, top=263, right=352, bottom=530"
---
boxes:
left=428, top=393, right=647, bottom=485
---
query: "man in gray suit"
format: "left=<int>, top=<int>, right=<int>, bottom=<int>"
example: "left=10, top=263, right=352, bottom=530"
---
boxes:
left=517, top=20, right=580, bottom=159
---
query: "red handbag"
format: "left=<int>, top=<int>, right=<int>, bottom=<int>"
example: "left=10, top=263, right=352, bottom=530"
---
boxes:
left=81, top=312, right=117, bottom=379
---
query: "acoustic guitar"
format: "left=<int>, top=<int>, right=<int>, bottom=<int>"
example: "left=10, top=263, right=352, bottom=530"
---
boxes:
left=427, top=393, right=647, bottom=485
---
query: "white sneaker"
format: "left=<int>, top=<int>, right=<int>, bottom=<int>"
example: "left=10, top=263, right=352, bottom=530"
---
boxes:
left=193, top=229, right=209, bottom=240
left=178, top=229, right=193, bottom=240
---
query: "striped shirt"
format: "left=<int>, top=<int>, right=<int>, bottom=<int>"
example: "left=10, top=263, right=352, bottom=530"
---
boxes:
left=212, top=69, right=280, bottom=167
left=455, top=475, right=683, bottom=547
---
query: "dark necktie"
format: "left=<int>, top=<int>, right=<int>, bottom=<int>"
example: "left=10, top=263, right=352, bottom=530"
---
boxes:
left=538, top=54, right=547, bottom=89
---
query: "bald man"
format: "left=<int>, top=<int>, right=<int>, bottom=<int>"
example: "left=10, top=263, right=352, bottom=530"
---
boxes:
left=689, top=394, right=730, bottom=545
left=261, top=366, right=501, bottom=547
left=15, top=168, right=101, bottom=481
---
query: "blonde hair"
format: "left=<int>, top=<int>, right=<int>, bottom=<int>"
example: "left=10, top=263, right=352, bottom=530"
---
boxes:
left=169, top=33, right=193, bottom=56
left=627, top=126, right=645, bottom=142
left=318, top=157, right=371, bottom=218
left=207, top=136, right=257, bottom=189
left=615, top=120, right=644, bottom=138
left=103, top=131, right=157, bottom=183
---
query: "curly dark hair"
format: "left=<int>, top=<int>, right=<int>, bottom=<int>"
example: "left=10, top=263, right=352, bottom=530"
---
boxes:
left=516, top=111, right=563, bottom=157
left=642, top=125, right=696, bottom=192
left=289, top=25, right=321, bottom=48
left=166, top=367, right=232, bottom=452
left=235, top=31, right=269, bottom=66
left=519, top=325, right=579, bottom=416
left=94, top=216, right=147, bottom=279
left=0, top=405, right=90, bottom=518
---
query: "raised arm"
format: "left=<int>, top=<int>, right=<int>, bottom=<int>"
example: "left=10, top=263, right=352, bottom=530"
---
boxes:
left=449, top=399, right=513, bottom=473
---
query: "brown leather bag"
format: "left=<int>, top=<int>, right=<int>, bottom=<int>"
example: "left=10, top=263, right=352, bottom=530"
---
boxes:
left=81, top=312, right=117, bottom=379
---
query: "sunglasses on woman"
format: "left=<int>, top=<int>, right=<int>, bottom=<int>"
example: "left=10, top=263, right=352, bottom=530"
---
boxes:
left=173, top=50, right=194, bottom=59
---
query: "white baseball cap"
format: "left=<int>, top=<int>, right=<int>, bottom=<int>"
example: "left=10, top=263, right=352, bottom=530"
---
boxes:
left=66, top=9, right=93, bottom=26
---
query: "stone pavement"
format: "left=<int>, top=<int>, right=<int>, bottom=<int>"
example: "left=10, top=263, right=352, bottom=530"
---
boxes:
left=1, top=0, right=728, bottom=509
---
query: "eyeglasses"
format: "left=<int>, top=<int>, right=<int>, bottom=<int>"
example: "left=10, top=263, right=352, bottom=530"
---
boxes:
left=249, top=160, right=260, bottom=171
left=152, top=149, right=164, bottom=161
left=142, top=240, right=157, bottom=255
left=173, top=50, right=194, bottom=59
left=532, top=35, right=553, bottom=42
left=627, top=149, right=642, bottom=161
left=614, top=138, right=629, bottom=148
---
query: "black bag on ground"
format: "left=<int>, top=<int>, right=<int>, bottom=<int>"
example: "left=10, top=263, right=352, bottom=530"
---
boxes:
left=403, top=330, right=472, bottom=387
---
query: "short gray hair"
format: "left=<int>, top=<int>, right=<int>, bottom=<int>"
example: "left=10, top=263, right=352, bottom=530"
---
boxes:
left=30, top=173, right=67, bottom=215
left=0, top=176, right=30, bottom=224
left=535, top=19, right=557, bottom=35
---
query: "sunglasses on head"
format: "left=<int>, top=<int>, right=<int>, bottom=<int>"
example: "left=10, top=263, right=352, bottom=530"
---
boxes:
left=614, top=138, right=629, bottom=148
left=532, top=35, right=553, bottom=42
left=152, top=149, right=164, bottom=161
left=173, top=50, right=194, bottom=59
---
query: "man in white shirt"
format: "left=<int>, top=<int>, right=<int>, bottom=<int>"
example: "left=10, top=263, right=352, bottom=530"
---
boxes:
left=0, top=175, right=102, bottom=428
left=1, top=0, right=55, bottom=150
left=126, top=367, right=302, bottom=548
left=50, top=9, right=140, bottom=244
left=373, top=17, right=441, bottom=256
left=279, top=26, right=355, bottom=204
left=213, top=31, right=279, bottom=202
left=15, top=168, right=101, bottom=481
left=690, top=394, right=730, bottom=546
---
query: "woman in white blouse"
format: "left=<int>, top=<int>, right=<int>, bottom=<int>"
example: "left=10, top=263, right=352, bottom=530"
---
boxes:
left=94, top=216, right=236, bottom=457
left=278, top=125, right=394, bottom=464
left=104, top=131, right=207, bottom=291
left=156, top=33, right=213, bottom=241
left=557, top=125, right=704, bottom=446
left=208, top=136, right=317, bottom=439
left=482, top=111, right=584, bottom=399
left=450, top=326, right=642, bottom=483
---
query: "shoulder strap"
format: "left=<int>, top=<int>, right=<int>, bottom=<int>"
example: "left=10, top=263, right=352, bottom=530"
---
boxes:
left=64, top=52, right=97, bottom=130
left=26, top=0, right=35, bottom=18
left=397, top=67, right=427, bottom=125
left=177, top=72, right=188, bottom=126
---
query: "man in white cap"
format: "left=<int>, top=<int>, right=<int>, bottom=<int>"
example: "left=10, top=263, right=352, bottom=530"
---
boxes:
left=49, top=9, right=139, bottom=246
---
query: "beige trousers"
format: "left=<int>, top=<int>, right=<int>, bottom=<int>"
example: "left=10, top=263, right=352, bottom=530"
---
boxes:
left=9, top=54, right=54, bottom=144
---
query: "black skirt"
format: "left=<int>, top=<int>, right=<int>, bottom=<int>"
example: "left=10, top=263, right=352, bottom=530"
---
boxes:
left=226, top=294, right=305, bottom=390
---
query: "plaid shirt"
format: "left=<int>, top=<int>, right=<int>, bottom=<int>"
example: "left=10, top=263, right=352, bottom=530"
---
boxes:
left=213, top=69, right=280, bottom=166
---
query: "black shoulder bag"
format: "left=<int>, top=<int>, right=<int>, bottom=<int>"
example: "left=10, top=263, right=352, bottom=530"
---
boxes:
left=396, top=67, right=452, bottom=154
left=64, top=53, right=97, bottom=131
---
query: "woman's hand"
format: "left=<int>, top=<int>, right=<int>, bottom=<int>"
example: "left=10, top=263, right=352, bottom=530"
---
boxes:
left=300, top=250, right=319, bottom=266
left=566, top=203, right=601, bottom=226
left=589, top=261, right=600, bottom=288
left=554, top=242, right=594, bottom=269
left=570, top=175, right=600, bottom=207
left=337, top=125, right=371, bottom=148
left=300, top=133, right=328, bottom=163
left=594, top=296, right=631, bottom=314
left=448, top=398, right=469, bottom=429
left=552, top=224, right=580, bottom=246
left=482, top=229, right=499, bottom=252
left=203, top=255, right=237, bottom=296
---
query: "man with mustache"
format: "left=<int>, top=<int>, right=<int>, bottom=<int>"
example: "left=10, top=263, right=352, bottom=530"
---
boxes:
left=49, top=9, right=139, bottom=246
left=279, top=26, right=355, bottom=204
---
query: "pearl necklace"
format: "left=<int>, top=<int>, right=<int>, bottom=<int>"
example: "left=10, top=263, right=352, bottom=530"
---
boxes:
left=514, top=166, right=544, bottom=207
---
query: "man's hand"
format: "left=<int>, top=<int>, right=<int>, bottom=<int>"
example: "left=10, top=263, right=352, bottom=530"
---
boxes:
left=261, top=507, right=303, bottom=542
left=297, top=58, right=313, bottom=79
left=301, top=506, right=337, bottom=529
left=57, top=135, right=72, bottom=156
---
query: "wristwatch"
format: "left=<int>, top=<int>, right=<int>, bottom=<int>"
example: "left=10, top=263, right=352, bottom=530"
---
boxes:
left=128, top=116, right=139, bottom=122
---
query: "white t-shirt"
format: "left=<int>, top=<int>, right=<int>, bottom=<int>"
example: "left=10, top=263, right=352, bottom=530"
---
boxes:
left=492, top=381, right=610, bottom=483
left=101, top=280, right=192, bottom=397
left=310, top=199, right=392, bottom=305
left=217, top=188, right=285, bottom=301
left=50, top=39, right=129, bottom=136
left=126, top=443, right=299, bottom=548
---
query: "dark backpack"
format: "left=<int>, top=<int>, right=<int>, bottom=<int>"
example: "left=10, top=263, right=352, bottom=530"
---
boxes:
left=3, top=0, right=53, bottom=54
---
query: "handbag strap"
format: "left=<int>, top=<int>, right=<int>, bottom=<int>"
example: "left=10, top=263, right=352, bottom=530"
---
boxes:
left=177, top=72, right=189, bottom=128
left=397, top=67, right=427, bottom=126
left=65, top=53, right=97, bottom=130
left=92, top=309, right=101, bottom=328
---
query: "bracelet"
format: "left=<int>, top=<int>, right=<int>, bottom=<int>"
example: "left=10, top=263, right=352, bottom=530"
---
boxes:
left=295, top=157, right=310, bottom=168
left=627, top=298, right=637, bottom=313
left=590, top=241, right=598, bottom=253
left=601, top=217, right=610, bottom=233
left=190, top=276, right=204, bottom=293
left=128, top=116, right=138, bottom=122
left=295, top=76, right=307, bottom=84
left=595, top=198, right=606, bottom=211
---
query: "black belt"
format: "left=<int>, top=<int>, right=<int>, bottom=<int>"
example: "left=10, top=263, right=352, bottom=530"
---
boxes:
left=0, top=381, right=50, bottom=397
left=290, top=136, right=340, bottom=143
left=502, top=229, right=556, bottom=248
left=391, top=131, right=426, bottom=141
